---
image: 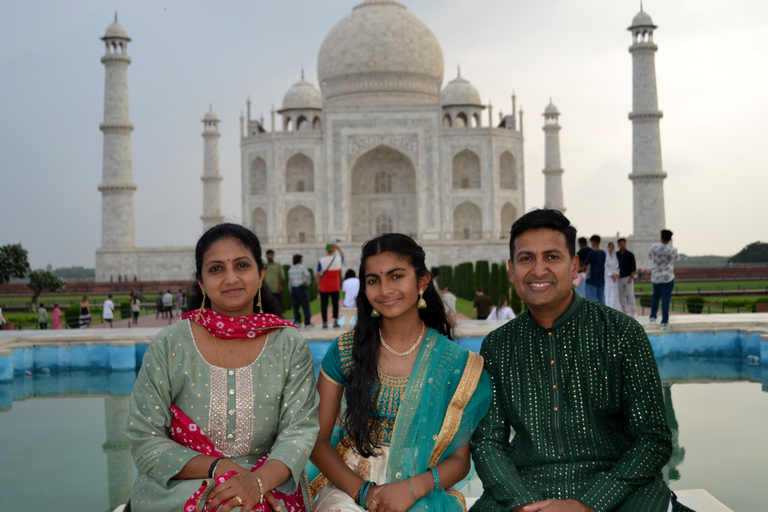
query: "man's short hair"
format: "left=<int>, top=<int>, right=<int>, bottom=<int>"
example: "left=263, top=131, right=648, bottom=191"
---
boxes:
left=590, top=235, right=601, bottom=244
left=476, top=287, right=484, bottom=293
left=266, top=249, right=275, bottom=255
left=509, top=209, right=576, bottom=260
left=617, top=237, right=627, bottom=243
left=293, top=254, right=302, bottom=264
left=661, top=229, right=673, bottom=241
left=578, top=237, right=587, bottom=245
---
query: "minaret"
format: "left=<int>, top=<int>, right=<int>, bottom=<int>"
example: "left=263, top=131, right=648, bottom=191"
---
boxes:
left=201, top=105, right=224, bottom=232
left=542, top=99, right=565, bottom=212
left=96, top=14, right=137, bottom=282
left=628, top=7, right=666, bottom=241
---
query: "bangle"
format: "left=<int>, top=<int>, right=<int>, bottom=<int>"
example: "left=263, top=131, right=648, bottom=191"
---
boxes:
left=208, top=457, right=225, bottom=479
left=407, top=478, right=418, bottom=502
left=359, top=480, right=375, bottom=510
left=428, top=466, right=439, bottom=492
left=254, top=475, right=265, bottom=504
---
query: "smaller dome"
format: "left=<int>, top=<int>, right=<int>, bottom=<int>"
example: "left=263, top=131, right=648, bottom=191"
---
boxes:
left=441, top=74, right=482, bottom=107
left=104, top=21, right=130, bottom=40
left=281, top=78, right=322, bottom=111
left=629, top=10, right=655, bottom=29
left=544, top=100, right=559, bottom=115
left=203, top=106, right=219, bottom=122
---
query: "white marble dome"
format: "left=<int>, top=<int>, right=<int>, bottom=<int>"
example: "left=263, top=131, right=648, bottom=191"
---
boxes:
left=203, top=106, right=219, bottom=121
left=317, top=0, right=444, bottom=105
left=544, top=101, right=559, bottom=115
left=281, top=78, right=322, bottom=110
left=630, top=10, right=655, bottom=28
left=104, top=21, right=129, bottom=40
left=441, top=75, right=482, bottom=107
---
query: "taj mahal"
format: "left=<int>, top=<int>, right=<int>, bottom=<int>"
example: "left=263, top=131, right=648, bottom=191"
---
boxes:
left=95, top=1, right=667, bottom=281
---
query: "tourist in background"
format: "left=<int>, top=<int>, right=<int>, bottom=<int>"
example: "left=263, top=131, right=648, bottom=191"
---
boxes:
left=575, top=237, right=591, bottom=297
left=583, top=235, right=606, bottom=304
left=175, top=289, right=184, bottom=315
left=342, top=269, right=359, bottom=308
left=472, top=286, right=494, bottom=319
left=162, top=289, right=174, bottom=319
left=440, top=286, right=457, bottom=324
left=650, top=229, right=679, bottom=330
left=486, top=295, right=515, bottom=321
left=155, top=291, right=164, bottom=319
left=37, top=302, right=49, bottom=329
left=310, top=233, right=491, bottom=512
left=130, top=293, right=141, bottom=325
left=51, top=304, right=62, bottom=329
left=288, top=254, right=313, bottom=328
left=604, top=241, right=621, bottom=310
left=102, top=294, right=115, bottom=328
left=317, top=243, right=345, bottom=328
left=126, top=223, right=319, bottom=512
left=264, top=249, right=286, bottom=296
left=0, top=303, right=6, bottom=328
left=79, top=296, right=91, bottom=328
left=617, top=237, right=638, bottom=317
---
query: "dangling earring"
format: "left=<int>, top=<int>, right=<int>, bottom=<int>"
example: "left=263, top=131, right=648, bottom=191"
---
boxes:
left=417, top=289, right=427, bottom=309
left=200, top=289, right=207, bottom=313
left=371, top=308, right=380, bottom=317
left=257, top=281, right=264, bottom=314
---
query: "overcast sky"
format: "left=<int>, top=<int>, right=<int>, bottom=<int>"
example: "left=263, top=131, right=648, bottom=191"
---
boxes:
left=2, top=0, right=767, bottom=270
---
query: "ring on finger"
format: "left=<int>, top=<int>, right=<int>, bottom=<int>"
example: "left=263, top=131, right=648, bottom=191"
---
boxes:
left=372, top=499, right=378, bottom=505
left=235, top=496, right=243, bottom=506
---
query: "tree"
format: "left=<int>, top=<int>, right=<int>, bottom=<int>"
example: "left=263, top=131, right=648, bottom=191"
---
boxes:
left=729, top=242, right=768, bottom=264
left=27, top=270, right=65, bottom=306
left=0, top=243, right=30, bottom=284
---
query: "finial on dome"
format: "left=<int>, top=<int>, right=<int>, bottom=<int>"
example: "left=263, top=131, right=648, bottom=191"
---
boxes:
left=301, top=67, right=305, bottom=80
left=115, top=11, right=118, bottom=22
left=457, top=64, right=461, bottom=78
left=209, top=103, right=213, bottom=110
left=640, top=2, right=644, bottom=12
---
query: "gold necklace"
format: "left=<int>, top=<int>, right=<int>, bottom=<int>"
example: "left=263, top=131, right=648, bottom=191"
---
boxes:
left=379, top=322, right=426, bottom=357
left=212, top=336, right=251, bottom=368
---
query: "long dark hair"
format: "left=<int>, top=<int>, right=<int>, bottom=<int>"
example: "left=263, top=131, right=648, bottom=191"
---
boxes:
left=343, top=233, right=453, bottom=457
left=188, top=223, right=282, bottom=315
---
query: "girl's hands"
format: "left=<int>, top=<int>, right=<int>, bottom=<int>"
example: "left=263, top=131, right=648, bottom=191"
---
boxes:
left=367, top=481, right=417, bottom=512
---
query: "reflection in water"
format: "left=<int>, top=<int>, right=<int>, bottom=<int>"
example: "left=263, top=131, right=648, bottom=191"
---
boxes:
left=662, top=383, right=685, bottom=482
left=104, top=395, right=132, bottom=510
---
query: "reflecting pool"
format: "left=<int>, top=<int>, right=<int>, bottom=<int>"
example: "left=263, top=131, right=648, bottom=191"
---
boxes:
left=1, top=360, right=765, bottom=512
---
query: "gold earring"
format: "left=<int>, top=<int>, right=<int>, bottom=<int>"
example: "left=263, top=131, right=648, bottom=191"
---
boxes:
left=371, top=308, right=380, bottom=317
left=417, top=289, right=427, bottom=309
left=257, top=281, right=263, bottom=314
left=200, top=289, right=207, bottom=313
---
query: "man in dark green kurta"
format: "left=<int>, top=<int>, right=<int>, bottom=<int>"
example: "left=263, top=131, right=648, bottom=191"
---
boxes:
left=471, top=209, right=679, bottom=512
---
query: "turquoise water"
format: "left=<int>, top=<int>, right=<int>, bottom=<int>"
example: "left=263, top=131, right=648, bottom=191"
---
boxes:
left=1, top=362, right=766, bottom=511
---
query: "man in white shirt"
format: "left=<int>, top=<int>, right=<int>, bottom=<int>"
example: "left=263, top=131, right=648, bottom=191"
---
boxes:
left=103, top=294, right=115, bottom=328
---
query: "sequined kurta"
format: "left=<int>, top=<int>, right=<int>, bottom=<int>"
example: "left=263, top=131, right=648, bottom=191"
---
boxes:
left=126, top=320, right=320, bottom=512
left=471, top=293, right=673, bottom=512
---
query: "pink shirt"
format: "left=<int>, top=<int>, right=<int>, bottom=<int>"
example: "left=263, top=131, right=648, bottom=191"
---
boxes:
left=51, top=307, right=62, bottom=329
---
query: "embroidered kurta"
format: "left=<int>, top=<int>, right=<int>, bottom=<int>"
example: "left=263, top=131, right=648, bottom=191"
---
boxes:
left=471, top=293, right=672, bottom=512
left=126, top=320, right=320, bottom=512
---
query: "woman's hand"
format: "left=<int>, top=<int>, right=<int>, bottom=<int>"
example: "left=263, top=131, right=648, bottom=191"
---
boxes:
left=206, top=472, right=263, bottom=512
left=367, top=481, right=416, bottom=512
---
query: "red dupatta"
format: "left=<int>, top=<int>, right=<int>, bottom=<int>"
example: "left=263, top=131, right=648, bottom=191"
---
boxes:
left=181, top=307, right=295, bottom=339
left=170, top=404, right=306, bottom=512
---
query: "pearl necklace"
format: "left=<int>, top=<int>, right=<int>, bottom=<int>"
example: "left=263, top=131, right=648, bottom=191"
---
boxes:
left=379, top=322, right=426, bottom=357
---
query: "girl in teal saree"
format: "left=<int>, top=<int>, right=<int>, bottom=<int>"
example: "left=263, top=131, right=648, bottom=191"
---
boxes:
left=310, top=234, right=492, bottom=512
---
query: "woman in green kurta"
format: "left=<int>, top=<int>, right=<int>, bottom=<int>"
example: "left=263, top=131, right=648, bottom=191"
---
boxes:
left=126, top=224, right=319, bottom=512
left=309, top=234, right=492, bottom=512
